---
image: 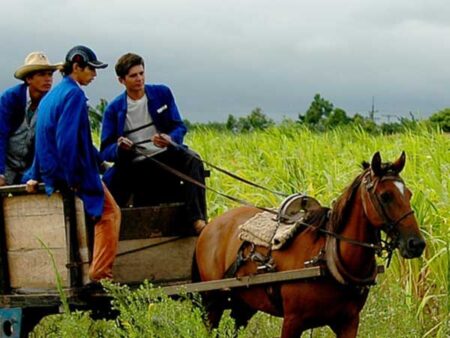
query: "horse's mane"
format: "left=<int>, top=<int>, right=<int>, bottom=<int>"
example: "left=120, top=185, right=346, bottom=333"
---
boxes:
left=328, top=165, right=370, bottom=234
left=327, top=157, right=405, bottom=234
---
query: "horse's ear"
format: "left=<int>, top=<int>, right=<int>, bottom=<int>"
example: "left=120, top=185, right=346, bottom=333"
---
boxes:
left=392, top=151, right=406, bottom=174
left=370, top=151, right=382, bottom=176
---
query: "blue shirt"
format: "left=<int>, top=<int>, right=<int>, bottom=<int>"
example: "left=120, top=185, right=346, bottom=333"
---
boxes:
left=25, top=76, right=104, bottom=218
left=0, top=83, right=28, bottom=175
left=100, top=84, right=187, bottom=185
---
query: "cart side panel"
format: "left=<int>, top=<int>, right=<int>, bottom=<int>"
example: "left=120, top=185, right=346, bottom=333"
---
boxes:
left=113, top=236, right=197, bottom=284
left=75, top=200, right=197, bottom=285
left=3, top=193, right=70, bottom=289
left=1, top=187, right=198, bottom=290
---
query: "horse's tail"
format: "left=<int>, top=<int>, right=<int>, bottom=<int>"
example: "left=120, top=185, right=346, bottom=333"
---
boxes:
left=191, top=248, right=201, bottom=283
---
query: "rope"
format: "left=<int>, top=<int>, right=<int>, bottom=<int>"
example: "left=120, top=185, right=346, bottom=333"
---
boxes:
left=134, top=137, right=289, bottom=198
left=133, top=145, right=279, bottom=215
left=123, top=133, right=388, bottom=253
left=123, top=122, right=154, bottom=136
left=133, top=145, right=384, bottom=252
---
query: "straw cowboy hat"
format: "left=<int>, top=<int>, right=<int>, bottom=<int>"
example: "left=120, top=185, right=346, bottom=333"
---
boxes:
left=14, top=52, right=61, bottom=80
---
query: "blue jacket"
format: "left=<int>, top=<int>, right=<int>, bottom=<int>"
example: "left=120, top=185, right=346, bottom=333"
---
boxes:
left=26, top=76, right=104, bottom=218
left=100, top=84, right=187, bottom=184
left=0, top=83, right=27, bottom=174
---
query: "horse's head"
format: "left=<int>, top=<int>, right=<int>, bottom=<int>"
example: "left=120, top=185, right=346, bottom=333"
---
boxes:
left=360, top=151, right=425, bottom=258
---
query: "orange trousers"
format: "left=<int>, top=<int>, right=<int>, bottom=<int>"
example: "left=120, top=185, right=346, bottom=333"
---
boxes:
left=88, top=184, right=121, bottom=281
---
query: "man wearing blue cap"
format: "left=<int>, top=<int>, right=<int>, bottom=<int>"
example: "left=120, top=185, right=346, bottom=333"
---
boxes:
left=26, top=46, right=121, bottom=282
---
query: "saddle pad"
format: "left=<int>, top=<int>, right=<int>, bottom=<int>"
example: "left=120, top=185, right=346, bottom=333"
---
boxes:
left=238, top=211, right=304, bottom=250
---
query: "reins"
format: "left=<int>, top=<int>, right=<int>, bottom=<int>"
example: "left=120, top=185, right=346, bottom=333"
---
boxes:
left=122, top=131, right=402, bottom=262
left=123, top=122, right=154, bottom=136
left=275, top=211, right=382, bottom=251
left=132, top=145, right=280, bottom=215
left=130, top=140, right=386, bottom=253
left=133, top=137, right=289, bottom=198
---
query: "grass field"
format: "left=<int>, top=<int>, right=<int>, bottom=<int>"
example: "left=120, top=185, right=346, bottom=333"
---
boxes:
left=188, top=124, right=449, bottom=337
left=33, top=124, right=449, bottom=337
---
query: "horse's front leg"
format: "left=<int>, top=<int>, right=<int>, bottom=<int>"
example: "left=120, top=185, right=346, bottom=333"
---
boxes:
left=201, top=291, right=227, bottom=329
left=280, top=315, right=306, bottom=338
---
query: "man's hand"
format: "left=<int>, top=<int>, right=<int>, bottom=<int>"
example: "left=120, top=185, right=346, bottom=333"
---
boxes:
left=0, top=175, right=6, bottom=187
left=26, top=179, right=38, bottom=193
left=118, top=137, right=134, bottom=151
left=152, top=133, right=172, bottom=148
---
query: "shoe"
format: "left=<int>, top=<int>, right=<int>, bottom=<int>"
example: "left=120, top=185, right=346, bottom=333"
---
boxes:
left=193, top=219, right=206, bottom=234
left=80, top=281, right=104, bottom=296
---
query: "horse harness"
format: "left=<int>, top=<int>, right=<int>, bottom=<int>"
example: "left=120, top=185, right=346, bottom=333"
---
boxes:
left=223, top=172, right=416, bottom=313
left=223, top=240, right=284, bottom=315
left=324, top=171, right=415, bottom=286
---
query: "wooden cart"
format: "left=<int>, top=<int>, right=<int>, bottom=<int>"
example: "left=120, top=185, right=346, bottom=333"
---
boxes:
left=0, top=184, right=325, bottom=337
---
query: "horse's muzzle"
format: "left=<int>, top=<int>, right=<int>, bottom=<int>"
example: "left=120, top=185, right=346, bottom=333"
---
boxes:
left=400, top=236, right=426, bottom=258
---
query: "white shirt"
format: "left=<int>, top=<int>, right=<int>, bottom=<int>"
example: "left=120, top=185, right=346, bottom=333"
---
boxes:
left=125, top=95, right=166, bottom=159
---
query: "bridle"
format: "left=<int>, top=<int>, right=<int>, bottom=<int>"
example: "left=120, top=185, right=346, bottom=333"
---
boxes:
left=361, top=171, right=415, bottom=255
left=325, top=170, right=415, bottom=286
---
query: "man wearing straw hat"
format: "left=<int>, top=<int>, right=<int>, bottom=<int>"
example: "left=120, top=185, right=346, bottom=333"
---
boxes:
left=0, top=52, right=60, bottom=186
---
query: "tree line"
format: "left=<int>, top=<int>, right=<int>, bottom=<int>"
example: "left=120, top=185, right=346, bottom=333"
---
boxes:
left=90, top=94, right=450, bottom=134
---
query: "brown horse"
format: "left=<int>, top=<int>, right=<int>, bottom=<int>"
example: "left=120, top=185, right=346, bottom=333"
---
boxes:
left=193, top=152, right=425, bottom=337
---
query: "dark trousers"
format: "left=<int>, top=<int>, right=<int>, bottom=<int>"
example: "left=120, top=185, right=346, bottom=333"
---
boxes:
left=109, top=147, right=207, bottom=224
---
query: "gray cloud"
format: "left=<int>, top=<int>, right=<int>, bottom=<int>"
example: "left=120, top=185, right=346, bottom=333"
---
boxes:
left=1, top=0, right=449, bottom=122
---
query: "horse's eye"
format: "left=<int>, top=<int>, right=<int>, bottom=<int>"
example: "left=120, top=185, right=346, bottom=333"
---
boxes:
left=380, top=192, right=392, bottom=203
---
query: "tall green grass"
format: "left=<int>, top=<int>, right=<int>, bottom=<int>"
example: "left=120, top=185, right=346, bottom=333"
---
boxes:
left=188, top=124, right=449, bottom=336
left=34, top=124, right=448, bottom=336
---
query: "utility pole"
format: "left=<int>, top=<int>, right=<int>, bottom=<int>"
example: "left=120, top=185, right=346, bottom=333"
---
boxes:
left=382, top=114, right=396, bottom=123
left=369, top=96, right=377, bottom=122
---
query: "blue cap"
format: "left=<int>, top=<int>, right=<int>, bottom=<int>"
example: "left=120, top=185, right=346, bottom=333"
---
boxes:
left=65, top=45, right=107, bottom=69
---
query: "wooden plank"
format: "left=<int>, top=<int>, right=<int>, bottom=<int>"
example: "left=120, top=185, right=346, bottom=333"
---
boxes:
left=119, top=204, right=191, bottom=240
left=0, top=196, right=10, bottom=293
left=8, top=249, right=69, bottom=288
left=3, top=193, right=70, bottom=289
left=3, top=194, right=66, bottom=250
left=162, top=267, right=325, bottom=295
left=0, top=288, right=78, bottom=308
left=113, top=236, right=197, bottom=284
left=75, top=198, right=91, bottom=285
left=62, top=193, right=83, bottom=287
left=0, top=183, right=46, bottom=195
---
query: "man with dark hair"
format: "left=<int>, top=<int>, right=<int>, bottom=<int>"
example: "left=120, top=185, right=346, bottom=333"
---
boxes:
left=25, top=45, right=121, bottom=282
left=101, top=52, right=206, bottom=234
left=0, top=52, right=60, bottom=186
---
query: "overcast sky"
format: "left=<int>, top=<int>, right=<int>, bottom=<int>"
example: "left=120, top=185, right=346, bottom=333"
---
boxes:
left=1, top=0, right=450, bottom=122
